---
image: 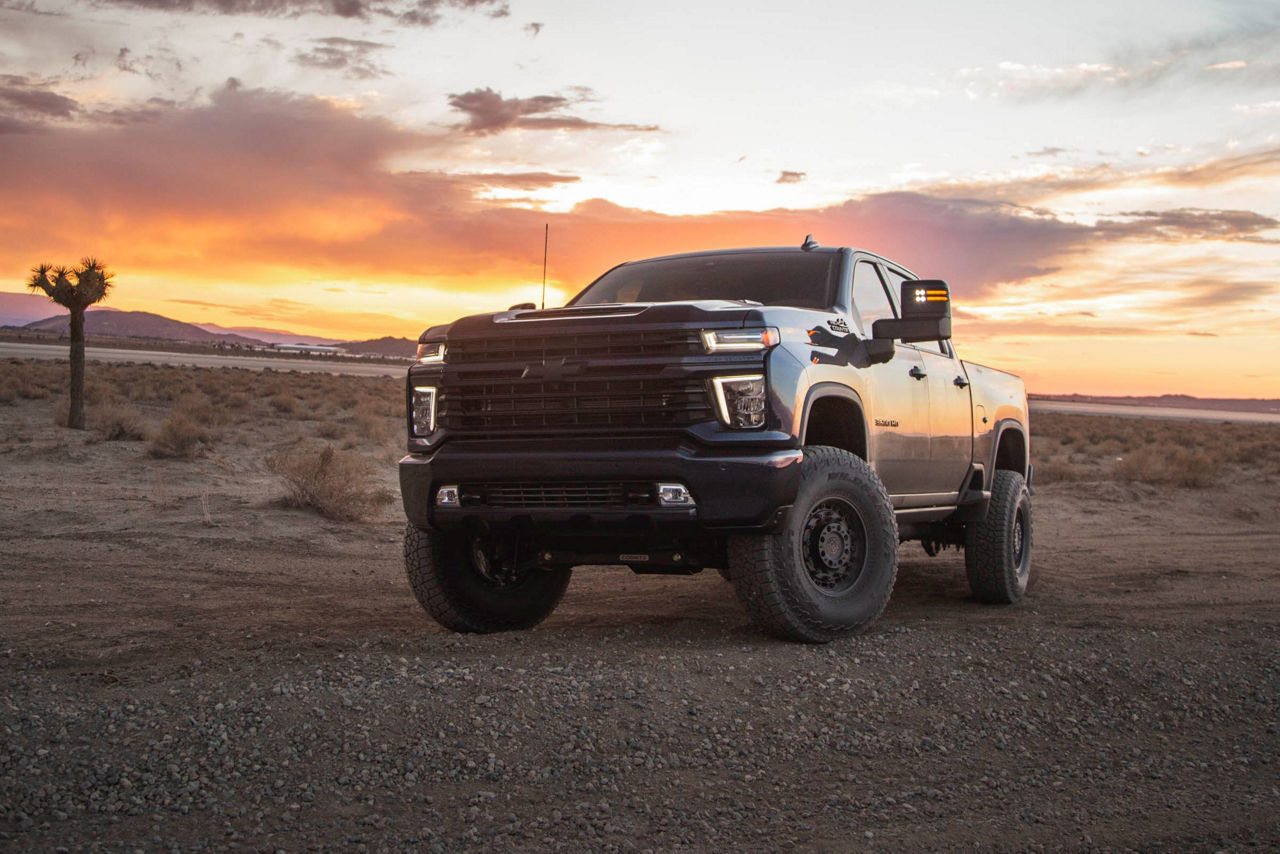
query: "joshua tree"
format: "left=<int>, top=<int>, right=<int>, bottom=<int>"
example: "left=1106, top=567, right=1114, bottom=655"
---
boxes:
left=27, top=258, right=114, bottom=430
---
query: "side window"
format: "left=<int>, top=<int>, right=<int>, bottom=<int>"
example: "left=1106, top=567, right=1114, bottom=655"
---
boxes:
left=882, top=267, right=949, bottom=356
left=851, top=261, right=896, bottom=335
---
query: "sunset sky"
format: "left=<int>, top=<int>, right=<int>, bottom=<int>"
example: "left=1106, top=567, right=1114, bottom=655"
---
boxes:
left=2, top=0, right=1278, bottom=396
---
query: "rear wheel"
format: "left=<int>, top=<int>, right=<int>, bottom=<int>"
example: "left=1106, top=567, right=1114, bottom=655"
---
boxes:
left=403, top=525, right=571, bottom=633
left=728, top=446, right=899, bottom=643
left=965, top=470, right=1032, bottom=603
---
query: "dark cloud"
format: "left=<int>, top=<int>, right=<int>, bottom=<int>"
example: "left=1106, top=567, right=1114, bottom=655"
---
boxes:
left=1104, top=208, right=1280, bottom=242
left=87, top=0, right=508, bottom=26
left=115, top=47, right=139, bottom=74
left=0, top=82, right=1275, bottom=323
left=1026, top=146, right=1068, bottom=157
left=447, top=87, right=660, bottom=135
left=776, top=171, right=805, bottom=184
left=293, top=37, right=388, bottom=79
left=0, top=0, right=63, bottom=14
left=0, top=75, right=80, bottom=131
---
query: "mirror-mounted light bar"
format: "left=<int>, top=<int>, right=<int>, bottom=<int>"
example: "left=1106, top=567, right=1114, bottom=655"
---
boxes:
left=416, top=341, right=446, bottom=363
left=701, top=328, right=781, bottom=353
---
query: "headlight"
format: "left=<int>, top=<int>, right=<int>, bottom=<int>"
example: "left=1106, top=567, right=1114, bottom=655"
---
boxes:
left=700, top=328, right=780, bottom=353
left=710, top=374, right=766, bottom=428
left=411, top=386, right=437, bottom=435
left=416, top=341, right=446, bottom=363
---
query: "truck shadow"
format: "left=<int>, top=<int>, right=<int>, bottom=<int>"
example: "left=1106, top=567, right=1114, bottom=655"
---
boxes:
left=540, top=552, right=995, bottom=639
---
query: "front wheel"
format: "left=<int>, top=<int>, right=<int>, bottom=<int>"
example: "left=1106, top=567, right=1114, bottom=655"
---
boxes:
left=403, top=525, right=571, bottom=633
left=728, top=446, right=899, bottom=643
left=965, top=470, right=1032, bottom=604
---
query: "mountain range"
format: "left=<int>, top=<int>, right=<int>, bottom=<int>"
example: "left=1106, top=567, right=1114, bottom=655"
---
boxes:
left=0, top=293, right=413, bottom=357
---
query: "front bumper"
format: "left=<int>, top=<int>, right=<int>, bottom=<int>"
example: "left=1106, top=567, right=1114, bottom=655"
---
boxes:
left=399, top=437, right=802, bottom=534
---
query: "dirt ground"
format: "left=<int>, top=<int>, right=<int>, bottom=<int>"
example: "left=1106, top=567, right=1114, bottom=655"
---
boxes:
left=1, top=359, right=1278, bottom=851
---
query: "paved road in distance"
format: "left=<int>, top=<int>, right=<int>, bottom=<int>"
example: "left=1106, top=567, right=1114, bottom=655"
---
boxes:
left=1029, top=399, right=1280, bottom=425
left=1, top=341, right=407, bottom=378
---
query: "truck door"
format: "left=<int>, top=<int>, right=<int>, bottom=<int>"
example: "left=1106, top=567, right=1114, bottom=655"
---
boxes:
left=881, top=267, right=973, bottom=494
left=850, top=260, right=933, bottom=496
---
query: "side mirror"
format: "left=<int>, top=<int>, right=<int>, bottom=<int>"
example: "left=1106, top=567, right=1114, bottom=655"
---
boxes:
left=871, top=279, right=952, bottom=343
left=508, top=302, right=537, bottom=311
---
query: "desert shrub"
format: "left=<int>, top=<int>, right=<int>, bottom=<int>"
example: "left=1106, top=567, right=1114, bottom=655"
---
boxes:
left=266, top=444, right=393, bottom=521
left=316, top=420, right=346, bottom=439
left=226, top=392, right=251, bottom=410
left=1165, top=449, right=1216, bottom=488
left=95, top=403, right=147, bottom=441
left=1116, top=447, right=1216, bottom=488
left=1032, top=458, right=1087, bottom=484
left=270, top=392, right=299, bottom=416
left=17, top=376, right=50, bottom=399
left=1116, top=448, right=1166, bottom=484
left=173, top=392, right=231, bottom=427
left=147, top=413, right=212, bottom=459
left=354, top=411, right=396, bottom=444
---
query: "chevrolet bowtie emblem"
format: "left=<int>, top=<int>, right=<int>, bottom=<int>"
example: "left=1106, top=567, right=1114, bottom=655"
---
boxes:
left=522, top=357, right=583, bottom=381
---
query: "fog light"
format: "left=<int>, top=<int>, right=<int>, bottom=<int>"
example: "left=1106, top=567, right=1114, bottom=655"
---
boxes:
left=657, top=483, right=694, bottom=506
left=710, top=374, right=767, bottom=428
left=436, top=485, right=459, bottom=506
left=411, top=386, right=437, bottom=435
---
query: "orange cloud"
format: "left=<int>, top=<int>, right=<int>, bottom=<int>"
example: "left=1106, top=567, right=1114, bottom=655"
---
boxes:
left=3, top=82, right=1279, bottom=394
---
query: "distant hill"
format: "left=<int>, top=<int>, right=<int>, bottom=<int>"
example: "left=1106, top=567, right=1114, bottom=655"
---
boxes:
left=339, top=336, right=415, bottom=358
left=8, top=299, right=416, bottom=358
left=193, top=322, right=343, bottom=347
left=24, top=310, right=267, bottom=346
left=0, top=292, right=82, bottom=327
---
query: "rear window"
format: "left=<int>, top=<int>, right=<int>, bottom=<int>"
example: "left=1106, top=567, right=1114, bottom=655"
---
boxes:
left=569, top=251, right=840, bottom=309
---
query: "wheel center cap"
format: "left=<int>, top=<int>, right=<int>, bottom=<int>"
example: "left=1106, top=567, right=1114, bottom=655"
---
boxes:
left=818, top=524, right=849, bottom=566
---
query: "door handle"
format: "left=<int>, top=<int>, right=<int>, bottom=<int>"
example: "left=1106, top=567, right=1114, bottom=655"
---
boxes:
left=909, top=366, right=927, bottom=380
left=954, top=375, right=969, bottom=388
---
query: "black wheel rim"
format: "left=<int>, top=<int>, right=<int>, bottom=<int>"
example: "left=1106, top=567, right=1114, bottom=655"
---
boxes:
left=1012, top=506, right=1030, bottom=583
left=801, top=498, right=867, bottom=595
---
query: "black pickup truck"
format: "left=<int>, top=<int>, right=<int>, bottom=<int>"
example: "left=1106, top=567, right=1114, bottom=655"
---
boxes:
left=399, top=239, right=1033, bottom=642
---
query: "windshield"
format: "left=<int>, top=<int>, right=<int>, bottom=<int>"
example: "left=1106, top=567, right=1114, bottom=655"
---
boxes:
left=569, top=251, right=840, bottom=309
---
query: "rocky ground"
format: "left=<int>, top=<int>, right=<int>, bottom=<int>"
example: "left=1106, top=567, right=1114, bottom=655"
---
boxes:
left=1, top=360, right=1278, bottom=851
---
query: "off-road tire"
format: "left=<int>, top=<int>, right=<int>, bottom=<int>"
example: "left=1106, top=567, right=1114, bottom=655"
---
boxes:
left=727, top=446, right=899, bottom=643
left=403, top=525, right=571, bottom=633
left=965, top=470, right=1032, bottom=604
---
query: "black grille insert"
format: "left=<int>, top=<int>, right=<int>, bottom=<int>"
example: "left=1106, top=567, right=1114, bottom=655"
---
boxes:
left=438, top=377, right=713, bottom=431
left=462, top=481, right=655, bottom=509
left=449, top=330, right=703, bottom=363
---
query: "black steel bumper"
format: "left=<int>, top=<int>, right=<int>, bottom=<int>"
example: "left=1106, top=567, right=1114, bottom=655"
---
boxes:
left=399, top=438, right=802, bottom=534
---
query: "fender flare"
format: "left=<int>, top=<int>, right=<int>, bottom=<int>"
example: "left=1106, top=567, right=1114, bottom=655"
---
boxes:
left=799, top=382, right=869, bottom=457
left=989, top=419, right=1029, bottom=478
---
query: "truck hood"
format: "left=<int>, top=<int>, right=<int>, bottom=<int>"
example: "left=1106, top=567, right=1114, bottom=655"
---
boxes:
left=420, top=301, right=759, bottom=343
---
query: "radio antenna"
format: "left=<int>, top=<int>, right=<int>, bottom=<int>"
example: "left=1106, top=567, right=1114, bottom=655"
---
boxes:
left=541, top=223, right=549, bottom=309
